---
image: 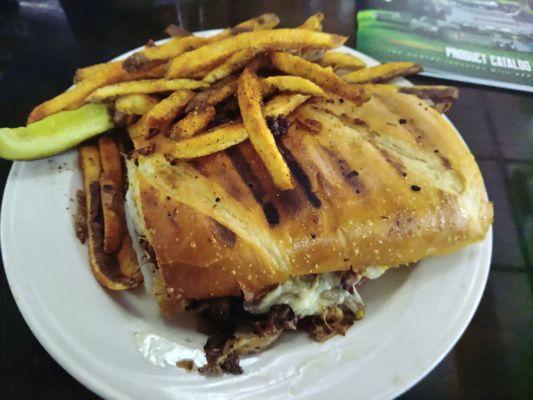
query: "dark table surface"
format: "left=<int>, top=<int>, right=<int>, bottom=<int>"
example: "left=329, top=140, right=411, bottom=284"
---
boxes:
left=1, top=1, right=532, bottom=399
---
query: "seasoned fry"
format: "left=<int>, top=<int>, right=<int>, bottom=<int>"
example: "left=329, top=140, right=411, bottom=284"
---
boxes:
left=74, top=61, right=167, bottom=84
left=127, top=114, right=150, bottom=150
left=115, top=234, right=143, bottom=283
left=209, top=13, right=281, bottom=41
left=186, top=77, right=237, bottom=112
left=86, top=79, right=206, bottom=102
left=321, top=51, right=366, bottom=70
left=232, top=13, right=280, bottom=32
left=74, top=61, right=126, bottom=83
left=263, top=94, right=310, bottom=117
left=298, top=12, right=324, bottom=31
left=80, top=146, right=139, bottom=290
left=169, top=105, right=216, bottom=139
left=74, top=61, right=164, bottom=82
left=145, top=90, right=194, bottom=136
left=261, top=76, right=325, bottom=96
left=342, top=62, right=422, bottom=84
left=166, top=29, right=347, bottom=78
left=237, top=68, right=293, bottom=190
left=123, top=36, right=209, bottom=73
left=115, top=94, right=159, bottom=115
left=270, top=52, right=368, bottom=104
left=160, top=122, right=249, bottom=159
left=28, top=79, right=108, bottom=123
left=98, top=137, right=125, bottom=254
left=202, top=48, right=263, bottom=84
left=28, top=61, right=175, bottom=123
left=159, top=91, right=308, bottom=159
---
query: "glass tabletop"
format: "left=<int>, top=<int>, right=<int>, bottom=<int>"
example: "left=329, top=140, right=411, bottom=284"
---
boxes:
left=0, top=1, right=531, bottom=399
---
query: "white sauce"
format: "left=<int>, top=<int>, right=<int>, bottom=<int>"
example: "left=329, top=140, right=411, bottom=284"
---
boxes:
left=135, top=332, right=206, bottom=368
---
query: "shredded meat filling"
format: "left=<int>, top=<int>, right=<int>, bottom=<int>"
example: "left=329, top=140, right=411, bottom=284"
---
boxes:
left=186, top=274, right=363, bottom=375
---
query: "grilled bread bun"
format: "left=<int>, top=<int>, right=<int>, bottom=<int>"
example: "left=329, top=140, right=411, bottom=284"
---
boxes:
left=128, top=90, right=492, bottom=300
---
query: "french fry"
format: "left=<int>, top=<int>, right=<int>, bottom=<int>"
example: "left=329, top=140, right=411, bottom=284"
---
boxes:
left=166, top=29, right=347, bottom=78
left=160, top=122, right=248, bottom=159
left=342, top=62, right=422, bottom=84
left=263, top=94, right=310, bottom=117
left=202, top=48, right=263, bottom=84
left=127, top=114, right=150, bottom=150
left=169, top=105, right=216, bottom=139
left=237, top=68, right=293, bottom=190
left=362, top=84, right=459, bottom=113
left=298, top=12, right=324, bottom=31
left=80, top=146, right=139, bottom=290
left=157, top=93, right=310, bottom=159
left=186, top=77, right=237, bottom=112
left=27, top=62, right=170, bottom=123
left=28, top=79, right=110, bottom=123
left=123, top=36, right=209, bottom=73
left=261, top=76, right=325, bottom=96
left=74, top=61, right=126, bottom=83
left=145, top=90, right=194, bottom=136
left=86, top=79, right=206, bottom=102
left=74, top=61, right=167, bottom=84
left=115, top=94, right=159, bottom=115
left=209, top=13, right=281, bottom=41
left=320, top=51, right=366, bottom=70
left=115, top=234, right=143, bottom=282
left=232, top=13, right=280, bottom=32
left=98, top=137, right=125, bottom=254
left=270, top=52, right=368, bottom=105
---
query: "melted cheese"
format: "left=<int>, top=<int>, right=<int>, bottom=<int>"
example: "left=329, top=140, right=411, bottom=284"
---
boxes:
left=245, top=267, right=389, bottom=317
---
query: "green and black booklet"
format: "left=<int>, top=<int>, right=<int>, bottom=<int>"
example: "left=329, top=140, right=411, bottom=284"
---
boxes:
left=356, top=0, right=533, bottom=92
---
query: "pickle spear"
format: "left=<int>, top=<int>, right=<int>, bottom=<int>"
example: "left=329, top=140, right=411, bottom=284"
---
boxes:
left=0, top=104, right=113, bottom=160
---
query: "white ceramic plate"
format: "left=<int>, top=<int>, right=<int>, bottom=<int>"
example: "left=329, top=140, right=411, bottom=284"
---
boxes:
left=1, top=30, right=492, bottom=400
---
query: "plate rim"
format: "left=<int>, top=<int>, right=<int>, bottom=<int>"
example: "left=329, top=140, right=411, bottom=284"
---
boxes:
left=0, top=28, right=493, bottom=400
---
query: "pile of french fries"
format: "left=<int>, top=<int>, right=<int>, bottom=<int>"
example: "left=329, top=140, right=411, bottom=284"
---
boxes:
left=27, top=13, right=458, bottom=290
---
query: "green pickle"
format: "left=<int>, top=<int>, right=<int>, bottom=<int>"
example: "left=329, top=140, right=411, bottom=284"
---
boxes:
left=0, top=104, right=113, bottom=160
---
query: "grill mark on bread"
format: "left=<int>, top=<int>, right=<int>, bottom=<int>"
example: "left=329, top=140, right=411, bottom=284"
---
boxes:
left=322, top=147, right=366, bottom=195
left=188, top=154, right=247, bottom=202
left=277, top=190, right=302, bottom=216
left=277, top=141, right=321, bottom=209
left=377, top=148, right=408, bottom=178
left=226, top=146, right=280, bottom=226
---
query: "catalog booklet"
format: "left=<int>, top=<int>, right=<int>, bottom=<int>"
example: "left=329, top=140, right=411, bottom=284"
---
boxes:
left=356, top=0, right=533, bottom=92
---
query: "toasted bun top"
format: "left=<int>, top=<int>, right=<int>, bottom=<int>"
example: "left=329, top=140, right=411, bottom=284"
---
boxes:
left=130, top=91, right=492, bottom=300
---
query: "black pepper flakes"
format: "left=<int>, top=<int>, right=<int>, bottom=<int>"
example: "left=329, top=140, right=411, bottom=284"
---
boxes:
left=411, top=185, right=421, bottom=192
left=215, top=197, right=220, bottom=203
left=310, top=234, right=316, bottom=239
left=346, top=170, right=359, bottom=179
left=399, top=118, right=407, bottom=125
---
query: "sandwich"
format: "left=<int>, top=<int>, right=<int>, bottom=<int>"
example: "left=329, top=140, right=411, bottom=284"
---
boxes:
left=124, top=88, right=492, bottom=373
left=0, top=12, right=492, bottom=375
